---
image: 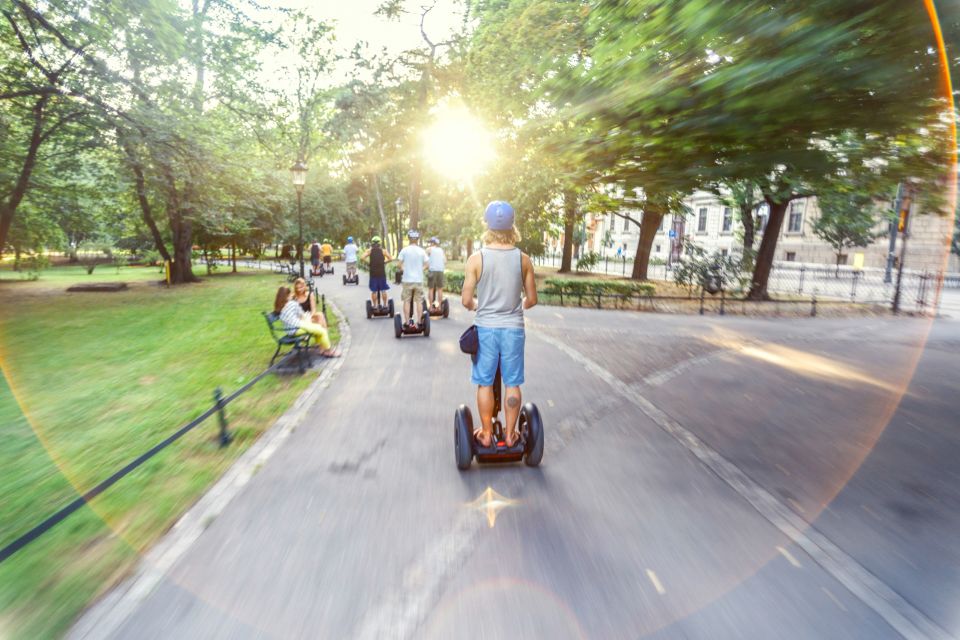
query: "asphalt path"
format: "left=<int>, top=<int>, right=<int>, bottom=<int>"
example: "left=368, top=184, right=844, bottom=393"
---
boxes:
left=73, top=268, right=960, bottom=639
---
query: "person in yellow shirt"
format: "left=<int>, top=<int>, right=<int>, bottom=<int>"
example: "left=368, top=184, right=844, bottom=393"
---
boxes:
left=321, top=239, right=333, bottom=272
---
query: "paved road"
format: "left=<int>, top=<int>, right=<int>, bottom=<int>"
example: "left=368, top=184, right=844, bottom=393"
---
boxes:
left=73, top=270, right=960, bottom=639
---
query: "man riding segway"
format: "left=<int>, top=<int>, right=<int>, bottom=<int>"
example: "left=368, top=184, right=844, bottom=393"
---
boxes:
left=397, top=229, right=428, bottom=330
left=425, top=236, right=449, bottom=318
left=458, top=201, right=540, bottom=456
left=362, top=236, right=393, bottom=317
left=342, top=236, right=359, bottom=285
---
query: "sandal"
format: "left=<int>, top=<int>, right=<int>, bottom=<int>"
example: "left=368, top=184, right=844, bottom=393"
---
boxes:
left=473, top=428, right=492, bottom=448
left=505, top=430, right=520, bottom=448
left=320, top=348, right=341, bottom=358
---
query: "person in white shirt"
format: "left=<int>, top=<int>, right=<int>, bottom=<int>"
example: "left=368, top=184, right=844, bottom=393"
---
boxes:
left=397, top=230, right=428, bottom=325
left=342, top=236, right=359, bottom=279
left=426, top=236, right=446, bottom=309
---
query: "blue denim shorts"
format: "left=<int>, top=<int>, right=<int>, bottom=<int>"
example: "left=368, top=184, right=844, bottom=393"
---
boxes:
left=368, top=276, right=390, bottom=292
left=471, top=326, right=525, bottom=387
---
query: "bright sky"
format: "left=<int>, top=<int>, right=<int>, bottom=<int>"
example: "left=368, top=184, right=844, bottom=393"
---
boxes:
left=256, top=0, right=466, bottom=85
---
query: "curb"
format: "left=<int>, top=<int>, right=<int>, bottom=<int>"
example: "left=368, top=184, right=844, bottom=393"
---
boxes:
left=68, top=301, right=352, bottom=640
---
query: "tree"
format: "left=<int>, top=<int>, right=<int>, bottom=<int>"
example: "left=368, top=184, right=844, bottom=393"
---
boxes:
left=573, top=0, right=952, bottom=296
left=813, top=192, right=884, bottom=275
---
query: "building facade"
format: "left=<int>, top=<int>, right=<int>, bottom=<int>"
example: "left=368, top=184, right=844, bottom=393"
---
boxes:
left=578, top=191, right=958, bottom=273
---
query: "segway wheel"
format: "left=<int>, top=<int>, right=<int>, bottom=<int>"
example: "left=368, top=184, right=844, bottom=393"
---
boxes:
left=388, top=299, right=395, bottom=316
left=521, top=403, right=544, bottom=467
left=442, top=298, right=449, bottom=318
left=422, top=300, right=428, bottom=314
left=393, top=313, right=402, bottom=339
left=422, top=310, right=430, bottom=337
left=454, top=405, right=474, bottom=470
left=343, top=275, right=346, bottom=285
left=366, top=300, right=373, bottom=319
left=331, top=267, right=334, bottom=274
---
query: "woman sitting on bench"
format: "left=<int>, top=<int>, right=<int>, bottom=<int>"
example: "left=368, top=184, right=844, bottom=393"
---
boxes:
left=274, top=286, right=339, bottom=357
left=292, top=277, right=326, bottom=327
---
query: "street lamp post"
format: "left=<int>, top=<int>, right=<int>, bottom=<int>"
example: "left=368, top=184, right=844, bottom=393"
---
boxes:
left=290, top=159, right=307, bottom=278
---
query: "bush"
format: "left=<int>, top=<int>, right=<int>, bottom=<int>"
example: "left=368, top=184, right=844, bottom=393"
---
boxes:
left=20, top=254, right=50, bottom=281
left=672, top=243, right=746, bottom=293
left=543, top=277, right=655, bottom=298
left=576, top=251, right=601, bottom=271
left=445, top=270, right=465, bottom=294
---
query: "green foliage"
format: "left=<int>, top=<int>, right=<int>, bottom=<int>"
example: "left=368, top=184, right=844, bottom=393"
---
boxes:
left=543, top=277, right=655, bottom=298
left=444, top=270, right=465, bottom=294
left=672, top=243, right=746, bottom=293
left=576, top=251, right=601, bottom=271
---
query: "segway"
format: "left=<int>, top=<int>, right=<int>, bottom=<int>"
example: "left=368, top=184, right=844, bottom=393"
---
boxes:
left=422, top=284, right=449, bottom=318
left=454, top=362, right=544, bottom=470
left=394, top=296, right=430, bottom=338
left=320, top=260, right=334, bottom=275
left=343, top=267, right=359, bottom=286
left=366, top=289, right=394, bottom=319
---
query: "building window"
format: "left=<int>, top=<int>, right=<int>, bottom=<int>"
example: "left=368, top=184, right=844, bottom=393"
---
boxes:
left=721, top=248, right=728, bottom=257
left=655, top=244, right=661, bottom=253
left=838, top=253, right=848, bottom=265
left=722, top=207, right=732, bottom=232
left=623, top=217, right=630, bottom=232
left=785, top=251, right=796, bottom=262
left=788, top=201, right=804, bottom=233
left=755, top=203, right=769, bottom=232
left=697, top=207, right=708, bottom=232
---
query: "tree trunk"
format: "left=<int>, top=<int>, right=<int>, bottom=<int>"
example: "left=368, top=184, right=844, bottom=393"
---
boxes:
left=465, top=237, right=474, bottom=257
left=119, top=135, right=172, bottom=262
left=0, top=94, right=49, bottom=259
left=631, top=211, right=663, bottom=280
left=231, top=242, right=237, bottom=273
left=559, top=188, right=577, bottom=273
left=739, top=201, right=755, bottom=257
left=748, top=199, right=788, bottom=300
left=373, top=175, right=388, bottom=239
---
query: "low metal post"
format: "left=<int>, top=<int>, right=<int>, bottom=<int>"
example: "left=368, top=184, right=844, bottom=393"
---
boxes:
left=811, top=294, right=817, bottom=317
left=719, top=289, right=726, bottom=316
left=622, top=257, right=626, bottom=275
left=798, top=266, right=805, bottom=294
left=605, top=255, right=609, bottom=273
left=321, top=293, right=326, bottom=314
left=596, top=288, right=602, bottom=309
left=215, top=387, right=231, bottom=447
left=851, top=271, right=859, bottom=301
left=699, top=288, right=705, bottom=315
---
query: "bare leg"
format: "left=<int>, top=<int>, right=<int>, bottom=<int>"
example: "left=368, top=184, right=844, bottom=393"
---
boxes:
left=476, top=385, right=494, bottom=446
left=504, top=386, right=522, bottom=446
left=437, top=287, right=444, bottom=305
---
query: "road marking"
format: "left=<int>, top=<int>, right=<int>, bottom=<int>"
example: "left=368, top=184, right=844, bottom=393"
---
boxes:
left=646, top=569, right=666, bottom=595
left=530, top=327, right=952, bottom=640
left=548, top=399, right=555, bottom=407
left=68, top=302, right=355, bottom=640
left=822, top=587, right=849, bottom=612
left=554, top=312, right=564, bottom=320
left=777, top=546, right=802, bottom=568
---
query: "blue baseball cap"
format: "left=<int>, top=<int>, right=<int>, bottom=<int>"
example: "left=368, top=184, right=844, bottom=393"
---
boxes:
left=347, top=236, right=354, bottom=243
left=484, top=201, right=515, bottom=230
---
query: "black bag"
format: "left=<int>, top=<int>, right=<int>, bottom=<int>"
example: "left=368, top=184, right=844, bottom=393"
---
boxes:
left=459, top=324, right=479, bottom=357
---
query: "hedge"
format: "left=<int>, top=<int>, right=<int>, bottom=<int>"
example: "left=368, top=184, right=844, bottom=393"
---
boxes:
left=543, top=277, right=655, bottom=297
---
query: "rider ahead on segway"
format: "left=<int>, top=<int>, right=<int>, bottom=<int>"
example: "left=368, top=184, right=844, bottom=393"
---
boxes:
left=397, top=230, right=428, bottom=330
left=460, top=201, right=538, bottom=449
left=362, top=236, right=393, bottom=314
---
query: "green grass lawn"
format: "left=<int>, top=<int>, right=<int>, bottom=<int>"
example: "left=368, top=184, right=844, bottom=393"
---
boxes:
left=0, top=265, right=339, bottom=639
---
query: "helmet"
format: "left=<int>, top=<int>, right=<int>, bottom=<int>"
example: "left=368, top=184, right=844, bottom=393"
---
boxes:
left=407, top=229, right=420, bottom=239
left=430, top=236, right=439, bottom=245
left=347, top=236, right=354, bottom=243
left=484, top=201, right=515, bottom=230
left=371, top=236, right=381, bottom=244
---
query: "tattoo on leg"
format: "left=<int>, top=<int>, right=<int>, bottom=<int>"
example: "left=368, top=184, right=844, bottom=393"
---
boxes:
left=507, top=397, right=520, bottom=408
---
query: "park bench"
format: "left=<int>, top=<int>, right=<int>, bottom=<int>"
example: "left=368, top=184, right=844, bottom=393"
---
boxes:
left=262, top=311, right=312, bottom=373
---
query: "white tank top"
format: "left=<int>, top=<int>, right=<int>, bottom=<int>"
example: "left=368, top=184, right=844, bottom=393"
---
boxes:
left=475, top=247, right=524, bottom=328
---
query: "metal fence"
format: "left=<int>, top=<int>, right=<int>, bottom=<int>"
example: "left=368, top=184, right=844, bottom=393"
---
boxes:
left=533, top=252, right=948, bottom=314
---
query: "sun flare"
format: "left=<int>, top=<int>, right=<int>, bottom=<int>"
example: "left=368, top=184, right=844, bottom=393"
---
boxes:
left=422, top=102, right=496, bottom=182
